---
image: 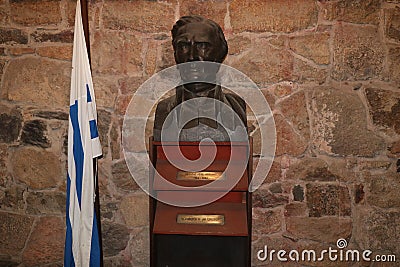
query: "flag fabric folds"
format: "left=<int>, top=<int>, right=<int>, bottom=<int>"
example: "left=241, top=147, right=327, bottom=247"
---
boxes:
left=64, top=0, right=102, bottom=266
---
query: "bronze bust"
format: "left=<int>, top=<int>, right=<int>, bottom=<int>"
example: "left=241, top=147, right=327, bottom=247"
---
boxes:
left=153, top=15, right=247, bottom=141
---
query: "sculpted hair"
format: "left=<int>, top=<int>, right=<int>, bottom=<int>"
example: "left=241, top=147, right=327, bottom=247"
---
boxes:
left=171, top=15, right=228, bottom=63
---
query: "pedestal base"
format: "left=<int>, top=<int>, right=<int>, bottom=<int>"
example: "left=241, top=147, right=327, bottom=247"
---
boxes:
left=154, top=235, right=248, bottom=267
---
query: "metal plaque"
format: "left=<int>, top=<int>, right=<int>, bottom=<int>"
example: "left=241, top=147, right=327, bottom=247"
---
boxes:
left=176, top=214, right=225, bottom=225
left=176, top=171, right=224, bottom=181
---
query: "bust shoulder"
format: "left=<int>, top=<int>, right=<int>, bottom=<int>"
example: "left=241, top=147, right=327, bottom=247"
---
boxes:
left=224, top=92, right=247, bottom=124
left=154, top=95, right=176, bottom=130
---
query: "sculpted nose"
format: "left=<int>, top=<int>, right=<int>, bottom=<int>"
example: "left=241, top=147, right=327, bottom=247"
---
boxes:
left=188, top=44, right=199, bottom=61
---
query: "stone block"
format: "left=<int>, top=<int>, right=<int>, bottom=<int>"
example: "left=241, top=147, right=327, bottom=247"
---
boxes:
left=66, top=0, right=76, bottom=27
left=359, top=160, right=391, bottom=171
left=119, top=193, right=148, bottom=227
left=111, top=160, right=139, bottom=191
left=2, top=57, right=70, bottom=109
left=252, top=208, right=282, bottom=235
left=251, top=127, right=262, bottom=156
left=0, top=28, right=28, bottom=44
left=230, top=0, right=317, bottom=33
left=0, top=105, right=22, bottom=143
left=122, top=117, right=153, bottom=153
left=110, top=119, right=121, bottom=160
left=272, top=82, right=295, bottom=98
left=384, top=7, right=400, bottom=41
left=292, top=185, right=304, bottom=201
left=6, top=47, right=35, bottom=56
left=10, top=0, right=61, bottom=26
left=0, top=58, right=5, bottom=75
left=0, top=212, right=34, bottom=256
left=278, top=91, right=310, bottom=139
left=332, top=24, right=384, bottom=81
left=103, top=256, right=132, bottom=267
left=354, top=184, right=365, bottom=204
left=145, top=40, right=159, bottom=76
left=31, top=30, right=74, bottom=43
left=388, top=139, right=400, bottom=157
left=92, top=76, right=118, bottom=109
left=0, top=144, right=7, bottom=184
left=284, top=202, right=308, bottom=217
left=329, top=159, right=359, bottom=183
left=228, top=35, right=251, bottom=55
left=366, top=88, right=400, bottom=136
left=320, top=0, right=380, bottom=24
left=158, top=41, right=175, bottom=71
left=353, top=208, right=400, bottom=256
left=99, top=201, right=117, bottom=220
left=11, top=147, right=61, bottom=189
left=97, top=109, right=111, bottom=156
left=36, top=45, right=73, bottom=60
left=0, top=257, right=19, bottom=267
left=97, top=164, right=111, bottom=199
left=387, top=46, right=400, bottom=83
left=179, top=0, right=227, bottom=29
left=286, top=216, right=352, bottom=243
left=91, top=31, right=142, bottom=75
left=123, top=152, right=149, bottom=193
left=102, top=221, right=130, bottom=257
left=366, top=172, right=400, bottom=209
left=0, top=185, right=25, bottom=211
left=261, top=89, right=276, bottom=111
left=269, top=182, right=282, bottom=193
left=310, top=87, right=384, bottom=156
left=293, top=58, right=328, bottom=84
left=118, top=76, right=147, bottom=95
left=306, top=183, right=351, bottom=217
left=22, top=216, right=64, bottom=265
left=102, top=1, right=174, bottom=32
left=253, top=187, right=289, bottom=208
left=26, top=191, right=65, bottom=215
left=286, top=158, right=339, bottom=181
left=289, top=32, right=330, bottom=65
left=268, top=35, right=287, bottom=50
left=21, top=120, right=51, bottom=148
left=265, top=159, right=283, bottom=183
left=115, top=94, right=133, bottom=116
left=129, top=227, right=150, bottom=266
left=33, top=110, right=68, bottom=120
left=274, top=114, right=307, bottom=157
left=231, top=41, right=293, bottom=84
left=0, top=5, right=9, bottom=26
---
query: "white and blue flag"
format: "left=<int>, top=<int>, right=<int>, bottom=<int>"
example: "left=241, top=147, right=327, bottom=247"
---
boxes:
left=64, top=0, right=102, bottom=266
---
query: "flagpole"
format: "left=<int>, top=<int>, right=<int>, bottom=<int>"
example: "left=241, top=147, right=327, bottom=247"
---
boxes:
left=80, top=0, right=91, bottom=61
left=93, top=146, right=103, bottom=267
left=80, top=0, right=103, bottom=266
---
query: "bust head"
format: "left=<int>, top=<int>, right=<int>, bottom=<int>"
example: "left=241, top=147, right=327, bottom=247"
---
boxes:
left=153, top=16, right=247, bottom=141
left=171, top=16, right=228, bottom=94
left=171, top=15, right=228, bottom=64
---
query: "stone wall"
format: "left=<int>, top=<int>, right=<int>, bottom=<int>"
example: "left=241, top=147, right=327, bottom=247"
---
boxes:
left=0, top=0, right=399, bottom=266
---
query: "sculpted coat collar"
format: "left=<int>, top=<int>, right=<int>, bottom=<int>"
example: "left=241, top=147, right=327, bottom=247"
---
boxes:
left=175, top=85, right=235, bottom=130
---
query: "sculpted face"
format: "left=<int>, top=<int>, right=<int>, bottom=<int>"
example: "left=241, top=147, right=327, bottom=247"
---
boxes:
left=174, top=22, right=220, bottom=63
left=173, top=22, right=222, bottom=93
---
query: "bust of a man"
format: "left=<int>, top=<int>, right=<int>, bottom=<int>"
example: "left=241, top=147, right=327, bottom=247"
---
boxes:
left=153, top=15, right=247, bottom=141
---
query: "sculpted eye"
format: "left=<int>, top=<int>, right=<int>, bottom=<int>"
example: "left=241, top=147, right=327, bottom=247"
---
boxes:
left=177, top=42, right=190, bottom=51
left=196, top=42, right=210, bottom=49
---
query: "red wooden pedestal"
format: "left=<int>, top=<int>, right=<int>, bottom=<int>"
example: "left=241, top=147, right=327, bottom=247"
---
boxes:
left=149, top=139, right=252, bottom=267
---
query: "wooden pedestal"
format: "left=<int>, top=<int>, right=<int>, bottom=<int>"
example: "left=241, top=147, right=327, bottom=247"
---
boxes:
left=149, top=139, right=252, bottom=267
